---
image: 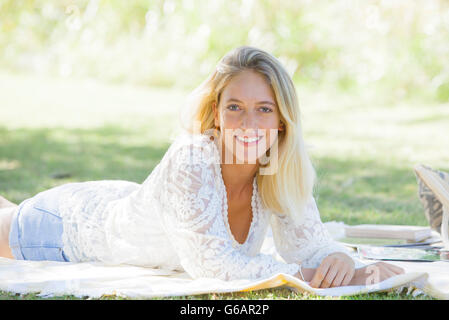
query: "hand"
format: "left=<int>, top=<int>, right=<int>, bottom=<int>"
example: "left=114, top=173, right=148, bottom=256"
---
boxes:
left=309, top=252, right=355, bottom=288
left=349, top=262, right=405, bottom=286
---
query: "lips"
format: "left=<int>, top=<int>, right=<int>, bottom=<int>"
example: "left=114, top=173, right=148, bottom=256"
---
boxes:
left=233, top=134, right=264, bottom=148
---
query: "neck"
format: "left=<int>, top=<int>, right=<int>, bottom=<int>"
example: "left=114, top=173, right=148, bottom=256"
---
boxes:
left=220, top=163, right=258, bottom=196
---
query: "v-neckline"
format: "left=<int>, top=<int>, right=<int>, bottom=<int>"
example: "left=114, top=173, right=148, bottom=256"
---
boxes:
left=218, top=167, right=258, bottom=247
left=207, top=133, right=259, bottom=247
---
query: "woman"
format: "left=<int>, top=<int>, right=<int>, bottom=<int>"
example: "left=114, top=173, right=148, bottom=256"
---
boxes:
left=0, top=46, right=404, bottom=288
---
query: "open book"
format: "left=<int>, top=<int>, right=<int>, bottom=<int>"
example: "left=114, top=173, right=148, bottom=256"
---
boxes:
left=357, top=245, right=449, bottom=262
left=414, top=164, right=449, bottom=250
left=344, top=224, right=432, bottom=242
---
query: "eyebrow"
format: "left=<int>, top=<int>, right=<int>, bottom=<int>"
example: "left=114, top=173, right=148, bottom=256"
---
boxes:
left=225, top=98, right=276, bottom=106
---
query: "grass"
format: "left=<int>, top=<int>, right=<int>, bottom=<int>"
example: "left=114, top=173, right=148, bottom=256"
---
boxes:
left=0, top=72, right=448, bottom=300
left=0, top=288, right=433, bottom=300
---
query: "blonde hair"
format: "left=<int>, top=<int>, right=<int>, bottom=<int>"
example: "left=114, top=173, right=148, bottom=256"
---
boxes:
left=180, top=46, right=317, bottom=223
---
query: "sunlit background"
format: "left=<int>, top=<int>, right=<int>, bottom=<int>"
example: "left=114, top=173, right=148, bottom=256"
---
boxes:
left=2, top=0, right=449, bottom=97
left=1, top=0, right=448, bottom=226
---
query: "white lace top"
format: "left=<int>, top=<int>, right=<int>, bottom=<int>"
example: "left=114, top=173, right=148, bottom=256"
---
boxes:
left=48, top=132, right=351, bottom=281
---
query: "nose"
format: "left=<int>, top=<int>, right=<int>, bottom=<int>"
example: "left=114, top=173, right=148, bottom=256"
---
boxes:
left=241, top=111, right=258, bottom=131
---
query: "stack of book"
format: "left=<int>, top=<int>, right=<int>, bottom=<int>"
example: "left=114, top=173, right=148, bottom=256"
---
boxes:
left=341, top=224, right=447, bottom=262
left=344, top=224, right=432, bottom=242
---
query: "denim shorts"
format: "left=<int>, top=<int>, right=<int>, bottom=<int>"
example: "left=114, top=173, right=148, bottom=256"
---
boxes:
left=9, top=187, right=70, bottom=262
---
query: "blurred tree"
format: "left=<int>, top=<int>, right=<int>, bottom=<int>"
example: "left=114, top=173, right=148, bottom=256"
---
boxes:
left=0, top=0, right=448, bottom=102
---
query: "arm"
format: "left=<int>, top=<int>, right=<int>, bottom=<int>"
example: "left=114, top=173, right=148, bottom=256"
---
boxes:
left=271, top=197, right=404, bottom=287
left=271, top=196, right=357, bottom=287
left=295, top=261, right=405, bottom=286
left=270, top=196, right=353, bottom=269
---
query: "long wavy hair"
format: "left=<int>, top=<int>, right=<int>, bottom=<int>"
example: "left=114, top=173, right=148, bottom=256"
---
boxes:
left=180, top=45, right=317, bottom=223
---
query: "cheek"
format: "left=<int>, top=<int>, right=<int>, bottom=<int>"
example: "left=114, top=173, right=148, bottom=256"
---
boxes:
left=264, top=129, right=279, bottom=150
left=258, top=115, right=281, bottom=133
left=221, top=112, right=240, bottom=128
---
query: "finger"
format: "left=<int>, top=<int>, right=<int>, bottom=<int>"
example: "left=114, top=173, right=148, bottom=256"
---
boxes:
left=380, top=267, right=397, bottom=282
left=341, top=268, right=355, bottom=286
left=321, top=265, right=340, bottom=288
left=310, top=261, right=331, bottom=288
left=365, top=263, right=384, bottom=285
left=385, top=263, right=405, bottom=274
left=310, top=267, right=327, bottom=288
left=330, top=268, right=348, bottom=288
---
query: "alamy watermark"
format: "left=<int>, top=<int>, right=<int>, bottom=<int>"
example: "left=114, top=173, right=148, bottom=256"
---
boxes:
left=191, top=120, right=279, bottom=175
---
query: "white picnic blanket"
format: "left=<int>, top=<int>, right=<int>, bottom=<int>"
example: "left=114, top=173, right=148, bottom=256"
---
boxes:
left=0, top=223, right=447, bottom=299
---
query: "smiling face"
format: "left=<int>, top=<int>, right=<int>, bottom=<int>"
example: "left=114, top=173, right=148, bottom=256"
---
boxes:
left=213, top=69, right=284, bottom=164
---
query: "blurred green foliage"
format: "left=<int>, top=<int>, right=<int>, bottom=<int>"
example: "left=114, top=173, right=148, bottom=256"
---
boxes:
left=1, top=0, right=449, bottom=101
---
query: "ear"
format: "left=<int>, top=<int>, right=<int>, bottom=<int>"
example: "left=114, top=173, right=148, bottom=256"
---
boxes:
left=278, top=121, right=285, bottom=131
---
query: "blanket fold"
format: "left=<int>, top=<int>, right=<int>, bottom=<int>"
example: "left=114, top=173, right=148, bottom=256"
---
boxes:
left=1, top=252, right=446, bottom=299
left=1, top=222, right=447, bottom=299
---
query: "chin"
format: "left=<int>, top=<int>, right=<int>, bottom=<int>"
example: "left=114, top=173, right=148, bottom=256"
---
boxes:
left=234, top=151, right=267, bottom=165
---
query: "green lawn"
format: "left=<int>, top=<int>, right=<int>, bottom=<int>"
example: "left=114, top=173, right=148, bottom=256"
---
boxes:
left=0, top=72, right=448, bottom=300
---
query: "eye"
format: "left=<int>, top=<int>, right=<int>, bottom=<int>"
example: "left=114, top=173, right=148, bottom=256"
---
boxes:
left=260, top=106, right=273, bottom=113
left=227, top=104, right=240, bottom=111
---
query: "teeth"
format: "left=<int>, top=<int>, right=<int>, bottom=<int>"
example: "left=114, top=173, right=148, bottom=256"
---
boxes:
left=236, top=136, right=261, bottom=143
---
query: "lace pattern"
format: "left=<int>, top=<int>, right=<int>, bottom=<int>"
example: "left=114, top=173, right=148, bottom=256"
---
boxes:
left=57, top=181, right=140, bottom=262
left=158, top=135, right=300, bottom=280
left=270, top=196, right=351, bottom=268
left=48, top=131, right=353, bottom=280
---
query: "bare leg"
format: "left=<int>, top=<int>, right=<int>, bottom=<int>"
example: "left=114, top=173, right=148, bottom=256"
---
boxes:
left=0, top=195, right=17, bottom=208
left=0, top=205, right=17, bottom=259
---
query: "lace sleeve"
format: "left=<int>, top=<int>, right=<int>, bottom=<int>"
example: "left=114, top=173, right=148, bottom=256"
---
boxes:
left=270, top=196, right=352, bottom=268
left=158, top=141, right=300, bottom=281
